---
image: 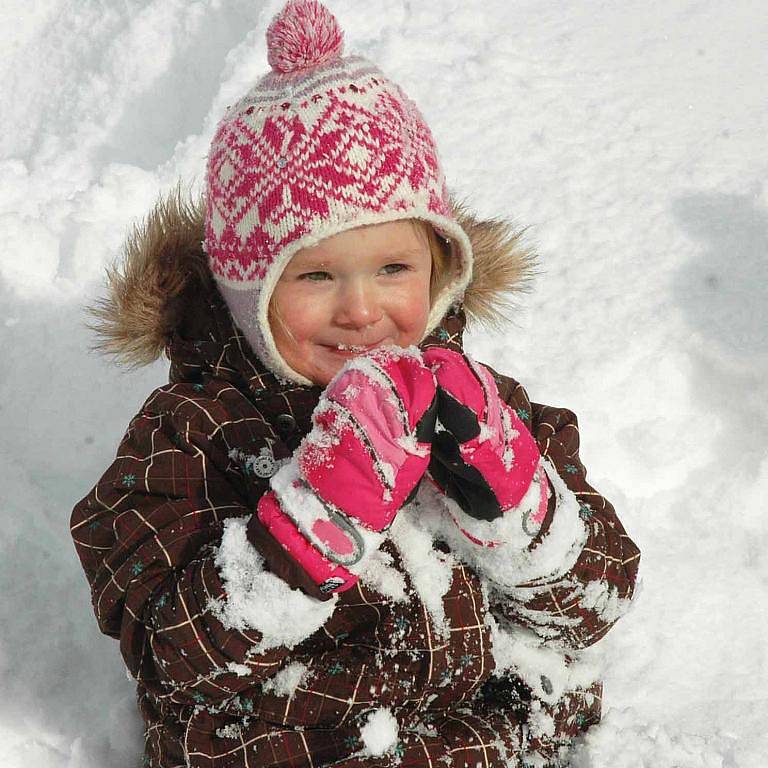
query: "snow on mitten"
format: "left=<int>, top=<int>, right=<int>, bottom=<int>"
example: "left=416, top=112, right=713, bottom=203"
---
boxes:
left=252, top=347, right=437, bottom=598
left=422, top=347, right=550, bottom=547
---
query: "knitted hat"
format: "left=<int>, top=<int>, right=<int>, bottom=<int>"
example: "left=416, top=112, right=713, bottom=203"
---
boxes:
left=204, top=0, right=473, bottom=385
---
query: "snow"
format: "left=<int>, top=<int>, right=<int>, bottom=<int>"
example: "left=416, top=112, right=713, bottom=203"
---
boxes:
left=485, top=610, right=602, bottom=705
left=226, top=662, right=252, bottom=678
left=388, top=497, right=456, bottom=639
left=357, top=546, right=408, bottom=602
left=1, top=0, right=766, bottom=766
left=260, top=661, right=309, bottom=697
left=210, top=517, right=336, bottom=650
left=359, top=707, right=400, bottom=757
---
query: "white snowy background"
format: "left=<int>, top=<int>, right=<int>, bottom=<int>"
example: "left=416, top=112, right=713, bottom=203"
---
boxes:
left=1, top=0, right=766, bottom=765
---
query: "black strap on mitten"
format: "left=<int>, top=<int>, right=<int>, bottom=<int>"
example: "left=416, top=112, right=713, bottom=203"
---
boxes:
left=429, top=386, right=504, bottom=523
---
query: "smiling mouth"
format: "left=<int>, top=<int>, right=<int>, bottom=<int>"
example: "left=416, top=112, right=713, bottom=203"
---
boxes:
left=323, top=342, right=383, bottom=354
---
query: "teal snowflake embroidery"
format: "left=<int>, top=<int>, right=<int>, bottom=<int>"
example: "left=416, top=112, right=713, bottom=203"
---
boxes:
left=575, top=713, right=587, bottom=727
left=343, top=735, right=359, bottom=750
left=328, top=662, right=344, bottom=676
left=192, top=692, right=205, bottom=704
left=142, top=756, right=151, bottom=767
left=240, top=698, right=254, bottom=713
left=393, top=742, right=406, bottom=758
left=436, top=328, right=450, bottom=341
left=192, top=383, right=205, bottom=393
left=88, top=520, right=100, bottom=531
left=131, top=561, right=144, bottom=576
left=122, top=473, right=137, bottom=487
left=155, top=593, right=168, bottom=609
left=516, top=408, right=530, bottom=421
left=579, top=503, right=594, bottom=521
left=564, top=464, right=579, bottom=475
left=459, top=654, right=474, bottom=667
left=394, top=615, right=409, bottom=632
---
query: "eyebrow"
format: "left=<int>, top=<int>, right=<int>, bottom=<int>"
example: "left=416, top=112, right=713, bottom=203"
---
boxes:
left=387, top=248, right=428, bottom=257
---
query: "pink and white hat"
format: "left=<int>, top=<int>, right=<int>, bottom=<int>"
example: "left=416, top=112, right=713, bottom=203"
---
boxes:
left=204, top=0, right=473, bottom=384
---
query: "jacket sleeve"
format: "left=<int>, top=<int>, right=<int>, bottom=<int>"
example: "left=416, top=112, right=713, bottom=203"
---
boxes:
left=70, top=385, right=337, bottom=712
left=496, top=374, right=641, bottom=649
left=432, top=371, right=641, bottom=651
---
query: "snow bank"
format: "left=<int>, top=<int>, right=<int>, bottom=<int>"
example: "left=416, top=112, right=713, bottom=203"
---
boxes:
left=2, top=0, right=766, bottom=766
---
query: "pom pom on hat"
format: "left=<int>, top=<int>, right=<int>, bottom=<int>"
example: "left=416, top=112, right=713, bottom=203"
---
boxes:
left=266, top=0, right=344, bottom=74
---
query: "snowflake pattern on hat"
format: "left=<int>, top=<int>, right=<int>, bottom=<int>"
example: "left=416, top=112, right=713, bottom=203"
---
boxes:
left=207, top=69, right=451, bottom=285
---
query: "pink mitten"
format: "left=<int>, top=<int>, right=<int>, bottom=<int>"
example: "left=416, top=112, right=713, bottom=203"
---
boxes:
left=422, top=347, right=549, bottom=546
left=254, top=347, right=437, bottom=597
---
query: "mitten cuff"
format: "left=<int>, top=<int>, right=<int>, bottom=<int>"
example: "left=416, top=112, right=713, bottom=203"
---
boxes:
left=255, top=489, right=358, bottom=598
left=269, top=461, right=388, bottom=571
left=441, top=458, right=550, bottom=548
left=430, top=456, right=589, bottom=589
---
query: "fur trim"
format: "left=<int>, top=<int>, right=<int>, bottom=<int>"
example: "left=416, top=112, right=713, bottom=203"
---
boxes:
left=85, top=185, right=539, bottom=367
left=84, top=186, right=211, bottom=368
left=450, top=196, right=539, bottom=330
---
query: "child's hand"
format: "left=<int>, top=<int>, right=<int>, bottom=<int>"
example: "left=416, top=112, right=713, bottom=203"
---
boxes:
left=422, top=347, right=549, bottom=546
left=252, top=347, right=437, bottom=597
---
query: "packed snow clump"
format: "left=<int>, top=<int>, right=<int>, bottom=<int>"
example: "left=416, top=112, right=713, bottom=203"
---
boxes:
left=359, top=707, right=400, bottom=756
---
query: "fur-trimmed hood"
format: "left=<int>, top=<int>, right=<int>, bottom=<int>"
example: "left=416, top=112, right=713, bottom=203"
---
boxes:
left=86, top=187, right=538, bottom=384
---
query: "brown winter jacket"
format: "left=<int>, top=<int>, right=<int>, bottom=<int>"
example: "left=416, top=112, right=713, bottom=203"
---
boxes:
left=71, top=194, right=640, bottom=768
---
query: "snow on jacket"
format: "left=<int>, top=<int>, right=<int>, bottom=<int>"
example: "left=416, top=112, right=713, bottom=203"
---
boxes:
left=71, top=193, right=640, bottom=768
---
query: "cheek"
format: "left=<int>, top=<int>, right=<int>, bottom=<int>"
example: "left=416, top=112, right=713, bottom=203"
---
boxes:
left=271, top=288, right=313, bottom=347
left=393, top=278, right=432, bottom=335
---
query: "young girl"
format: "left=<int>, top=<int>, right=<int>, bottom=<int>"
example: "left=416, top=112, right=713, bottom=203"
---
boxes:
left=71, top=2, right=640, bottom=766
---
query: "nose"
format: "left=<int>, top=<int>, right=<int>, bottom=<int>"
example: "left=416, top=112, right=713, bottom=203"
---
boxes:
left=333, top=277, right=383, bottom=329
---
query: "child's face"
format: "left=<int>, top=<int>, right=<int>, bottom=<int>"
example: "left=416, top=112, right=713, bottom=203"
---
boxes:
left=270, top=219, right=433, bottom=386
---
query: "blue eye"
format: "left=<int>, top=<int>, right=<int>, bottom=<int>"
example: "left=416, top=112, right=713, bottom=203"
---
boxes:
left=381, top=263, right=408, bottom=275
left=301, top=271, right=331, bottom=281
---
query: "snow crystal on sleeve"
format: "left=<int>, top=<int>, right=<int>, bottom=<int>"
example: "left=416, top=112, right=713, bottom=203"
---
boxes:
left=578, top=578, right=635, bottom=623
left=388, top=498, right=455, bottom=640
left=359, top=707, right=399, bottom=757
left=485, top=607, right=601, bottom=705
left=357, top=546, right=408, bottom=602
left=209, top=517, right=336, bottom=652
left=261, top=661, right=309, bottom=697
left=226, top=661, right=251, bottom=677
